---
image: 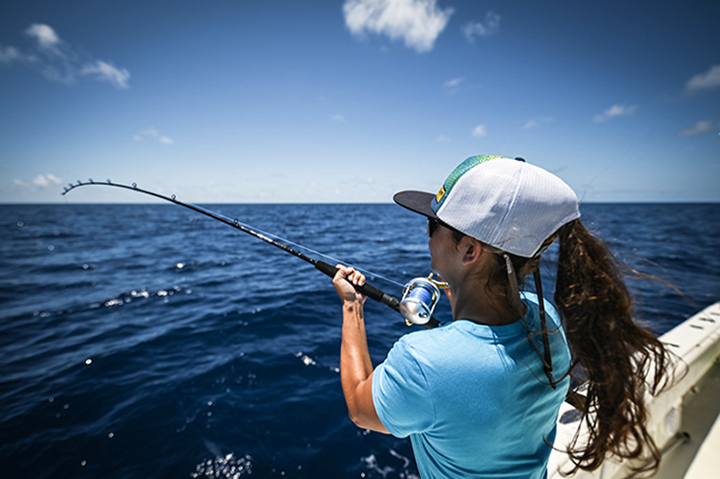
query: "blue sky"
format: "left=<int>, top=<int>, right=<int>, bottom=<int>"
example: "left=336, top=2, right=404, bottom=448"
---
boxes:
left=1, top=0, right=718, bottom=203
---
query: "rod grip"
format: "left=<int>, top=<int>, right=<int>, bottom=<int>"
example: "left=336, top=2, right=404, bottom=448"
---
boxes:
left=315, top=260, right=400, bottom=312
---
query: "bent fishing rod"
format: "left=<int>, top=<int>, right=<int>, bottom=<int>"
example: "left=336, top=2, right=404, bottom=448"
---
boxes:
left=62, top=180, right=441, bottom=328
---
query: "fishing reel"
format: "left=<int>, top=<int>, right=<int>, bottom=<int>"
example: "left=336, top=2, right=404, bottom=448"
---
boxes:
left=400, top=274, right=448, bottom=326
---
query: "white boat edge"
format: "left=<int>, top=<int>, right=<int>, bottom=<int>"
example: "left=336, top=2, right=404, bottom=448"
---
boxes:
left=548, top=301, right=720, bottom=479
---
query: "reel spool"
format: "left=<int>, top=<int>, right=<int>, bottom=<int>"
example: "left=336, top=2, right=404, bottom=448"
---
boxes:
left=400, top=275, right=447, bottom=325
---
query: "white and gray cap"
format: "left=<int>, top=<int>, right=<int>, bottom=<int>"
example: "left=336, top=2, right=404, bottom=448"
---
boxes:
left=394, top=155, right=580, bottom=258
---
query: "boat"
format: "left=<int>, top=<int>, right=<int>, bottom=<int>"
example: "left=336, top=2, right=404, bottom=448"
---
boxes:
left=548, top=301, right=720, bottom=478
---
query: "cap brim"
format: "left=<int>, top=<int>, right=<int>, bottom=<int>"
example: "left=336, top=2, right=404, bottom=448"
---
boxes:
left=393, top=190, right=438, bottom=219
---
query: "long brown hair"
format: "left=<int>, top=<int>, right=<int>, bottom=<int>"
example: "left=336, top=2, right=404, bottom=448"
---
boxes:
left=554, top=219, right=671, bottom=474
left=454, top=220, right=672, bottom=473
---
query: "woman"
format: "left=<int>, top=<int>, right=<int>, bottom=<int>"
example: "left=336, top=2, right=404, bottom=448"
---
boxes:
left=333, top=155, right=671, bottom=478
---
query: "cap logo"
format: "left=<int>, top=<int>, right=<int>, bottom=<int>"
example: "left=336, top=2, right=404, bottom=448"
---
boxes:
left=435, top=185, right=446, bottom=203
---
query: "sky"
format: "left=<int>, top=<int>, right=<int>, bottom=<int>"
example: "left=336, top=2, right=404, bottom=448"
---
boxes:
left=1, top=0, right=719, bottom=204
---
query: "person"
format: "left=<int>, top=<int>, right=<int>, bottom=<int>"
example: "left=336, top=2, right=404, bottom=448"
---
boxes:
left=332, top=155, right=671, bottom=479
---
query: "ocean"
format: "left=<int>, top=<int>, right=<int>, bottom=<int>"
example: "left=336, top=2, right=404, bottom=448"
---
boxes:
left=2, top=202, right=719, bottom=478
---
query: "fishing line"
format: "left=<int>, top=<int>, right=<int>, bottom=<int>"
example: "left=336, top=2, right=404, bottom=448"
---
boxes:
left=62, top=179, right=439, bottom=327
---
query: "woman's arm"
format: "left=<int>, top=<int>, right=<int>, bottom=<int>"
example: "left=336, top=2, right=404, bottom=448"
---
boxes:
left=333, top=265, right=389, bottom=434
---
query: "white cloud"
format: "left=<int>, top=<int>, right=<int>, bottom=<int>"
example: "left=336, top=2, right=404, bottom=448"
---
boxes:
left=443, top=77, right=464, bottom=92
left=33, top=173, right=60, bottom=188
left=462, top=11, right=501, bottom=43
left=2, top=24, right=130, bottom=89
left=135, top=128, right=174, bottom=145
left=686, top=65, right=720, bottom=94
left=593, top=104, right=638, bottom=122
left=46, top=173, right=62, bottom=184
left=0, top=46, right=19, bottom=62
left=678, top=120, right=720, bottom=136
left=14, top=173, right=62, bottom=190
left=437, top=135, right=451, bottom=142
left=81, top=60, right=131, bottom=89
left=523, top=117, right=553, bottom=129
left=443, top=77, right=463, bottom=88
left=26, top=24, right=60, bottom=52
left=331, top=114, right=346, bottom=122
left=343, top=0, right=453, bottom=53
left=472, top=124, right=487, bottom=137
left=0, top=45, right=36, bottom=63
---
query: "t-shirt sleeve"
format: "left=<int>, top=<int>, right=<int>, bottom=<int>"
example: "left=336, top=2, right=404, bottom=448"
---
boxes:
left=372, top=336, right=435, bottom=438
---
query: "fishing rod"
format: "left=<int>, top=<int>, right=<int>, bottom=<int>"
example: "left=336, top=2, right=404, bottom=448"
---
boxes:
left=62, top=179, right=442, bottom=328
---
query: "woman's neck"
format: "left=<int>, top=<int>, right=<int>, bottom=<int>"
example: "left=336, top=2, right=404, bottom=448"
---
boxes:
left=451, top=282, right=521, bottom=326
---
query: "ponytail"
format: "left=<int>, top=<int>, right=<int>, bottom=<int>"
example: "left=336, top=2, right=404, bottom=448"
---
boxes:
left=555, top=219, right=671, bottom=474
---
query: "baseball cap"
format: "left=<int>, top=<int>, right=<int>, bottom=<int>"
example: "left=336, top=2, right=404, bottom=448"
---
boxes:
left=393, top=155, right=580, bottom=258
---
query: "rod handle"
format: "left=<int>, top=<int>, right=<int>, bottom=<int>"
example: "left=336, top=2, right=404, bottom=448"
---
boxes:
left=314, top=260, right=401, bottom=312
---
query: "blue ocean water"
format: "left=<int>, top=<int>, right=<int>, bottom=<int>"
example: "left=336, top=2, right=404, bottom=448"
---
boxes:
left=1, top=202, right=719, bottom=479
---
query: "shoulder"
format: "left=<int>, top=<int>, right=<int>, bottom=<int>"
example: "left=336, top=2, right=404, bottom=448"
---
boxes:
left=392, top=321, right=483, bottom=355
left=521, top=292, right=562, bottom=328
left=385, top=321, right=504, bottom=376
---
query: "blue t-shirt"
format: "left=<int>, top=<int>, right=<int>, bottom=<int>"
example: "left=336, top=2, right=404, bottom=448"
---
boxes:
left=372, top=293, right=570, bottom=479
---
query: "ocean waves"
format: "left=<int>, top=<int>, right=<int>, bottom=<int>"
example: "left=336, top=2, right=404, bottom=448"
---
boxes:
left=1, top=202, right=718, bottom=478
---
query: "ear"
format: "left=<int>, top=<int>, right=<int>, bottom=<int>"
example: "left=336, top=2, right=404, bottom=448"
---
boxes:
left=460, top=237, right=483, bottom=265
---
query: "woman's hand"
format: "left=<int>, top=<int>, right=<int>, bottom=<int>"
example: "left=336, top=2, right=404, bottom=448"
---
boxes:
left=332, top=265, right=367, bottom=305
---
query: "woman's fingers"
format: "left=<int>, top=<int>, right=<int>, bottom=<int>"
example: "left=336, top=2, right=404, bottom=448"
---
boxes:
left=333, top=265, right=367, bottom=303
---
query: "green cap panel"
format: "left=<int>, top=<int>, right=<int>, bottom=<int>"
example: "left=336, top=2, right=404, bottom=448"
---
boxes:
left=431, top=155, right=507, bottom=212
